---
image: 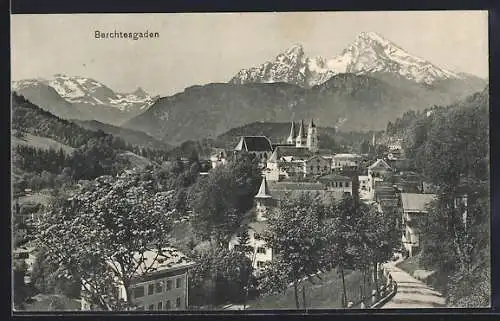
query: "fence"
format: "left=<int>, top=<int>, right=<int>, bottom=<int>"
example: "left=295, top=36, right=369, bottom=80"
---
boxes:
left=347, top=270, right=397, bottom=309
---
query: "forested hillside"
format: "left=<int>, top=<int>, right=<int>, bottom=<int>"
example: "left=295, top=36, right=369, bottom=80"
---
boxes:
left=12, top=94, right=138, bottom=192
left=389, top=86, right=489, bottom=307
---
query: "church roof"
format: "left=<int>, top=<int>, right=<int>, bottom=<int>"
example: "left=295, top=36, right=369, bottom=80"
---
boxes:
left=275, top=146, right=313, bottom=160
left=255, top=176, right=272, bottom=198
left=234, top=136, right=273, bottom=152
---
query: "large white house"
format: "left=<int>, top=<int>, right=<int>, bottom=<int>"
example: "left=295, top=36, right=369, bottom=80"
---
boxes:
left=81, top=248, right=195, bottom=311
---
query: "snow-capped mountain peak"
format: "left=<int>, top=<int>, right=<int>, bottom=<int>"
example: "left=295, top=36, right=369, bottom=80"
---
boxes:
left=13, top=74, right=156, bottom=112
left=230, top=32, right=464, bottom=87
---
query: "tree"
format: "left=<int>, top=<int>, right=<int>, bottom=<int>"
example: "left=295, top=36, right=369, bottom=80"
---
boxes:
left=259, top=193, right=327, bottom=309
left=34, top=169, right=177, bottom=310
left=188, top=248, right=253, bottom=307
left=236, top=229, right=253, bottom=254
left=189, top=152, right=261, bottom=249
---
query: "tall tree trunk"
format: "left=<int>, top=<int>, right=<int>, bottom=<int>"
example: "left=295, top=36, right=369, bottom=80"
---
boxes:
left=340, top=267, right=347, bottom=308
left=302, top=283, right=307, bottom=311
left=293, top=281, right=300, bottom=309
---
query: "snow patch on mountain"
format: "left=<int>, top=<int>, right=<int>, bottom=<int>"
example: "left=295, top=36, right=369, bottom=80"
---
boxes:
left=13, top=75, right=157, bottom=112
left=230, top=31, right=465, bottom=87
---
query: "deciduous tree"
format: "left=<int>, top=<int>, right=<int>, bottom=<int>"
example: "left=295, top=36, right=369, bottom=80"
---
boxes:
left=34, top=169, right=177, bottom=310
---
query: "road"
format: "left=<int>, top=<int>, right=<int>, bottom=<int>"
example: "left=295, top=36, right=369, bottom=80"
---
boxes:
left=381, top=261, right=446, bottom=308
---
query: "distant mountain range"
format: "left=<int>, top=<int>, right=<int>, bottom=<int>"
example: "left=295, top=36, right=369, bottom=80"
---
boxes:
left=13, top=32, right=487, bottom=146
left=230, top=32, right=482, bottom=88
left=12, top=75, right=158, bottom=126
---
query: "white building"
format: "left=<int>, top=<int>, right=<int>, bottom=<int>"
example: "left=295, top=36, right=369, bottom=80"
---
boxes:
left=229, top=177, right=275, bottom=272
left=332, top=153, right=362, bottom=170
left=81, top=248, right=195, bottom=311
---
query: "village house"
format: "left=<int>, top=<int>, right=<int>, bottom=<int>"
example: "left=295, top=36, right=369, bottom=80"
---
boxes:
left=400, top=193, right=437, bottom=257
left=304, top=155, right=332, bottom=177
left=81, top=248, right=195, bottom=311
left=317, top=174, right=353, bottom=196
left=331, top=153, right=362, bottom=171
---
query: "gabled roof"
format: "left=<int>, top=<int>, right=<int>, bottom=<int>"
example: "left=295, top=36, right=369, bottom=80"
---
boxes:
left=368, top=158, right=392, bottom=170
left=318, top=174, right=352, bottom=182
left=108, top=247, right=195, bottom=279
left=234, top=136, right=273, bottom=152
left=401, top=193, right=437, bottom=213
left=305, top=155, right=329, bottom=162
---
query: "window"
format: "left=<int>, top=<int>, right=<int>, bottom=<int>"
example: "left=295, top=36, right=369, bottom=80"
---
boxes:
left=148, top=284, right=154, bottom=295
left=148, top=304, right=155, bottom=311
left=132, top=286, right=144, bottom=298
left=310, top=166, right=313, bottom=171
left=176, top=277, right=182, bottom=288
left=166, top=300, right=171, bottom=310
left=257, top=247, right=266, bottom=254
left=155, top=282, right=163, bottom=293
left=344, top=192, right=351, bottom=197
left=157, top=301, right=163, bottom=310
left=345, top=182, right=349, bottom=187
left=176, top=297, right=181, bottom=308
left=317, top=165, right=320, bottom=170
left=339, top=182, right=343, bottom=187
left=256, top=261, right=265, bottom=268
left=166, top=279, right=173, bottom=290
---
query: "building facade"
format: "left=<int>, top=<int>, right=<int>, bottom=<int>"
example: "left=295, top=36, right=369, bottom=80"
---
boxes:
left=81, top=248, right=195, bottom=311
left=400, top=193, right=436, bottom=257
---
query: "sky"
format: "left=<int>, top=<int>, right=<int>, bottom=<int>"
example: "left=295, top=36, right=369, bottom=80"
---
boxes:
left=11, top=11, right=488, bottom=96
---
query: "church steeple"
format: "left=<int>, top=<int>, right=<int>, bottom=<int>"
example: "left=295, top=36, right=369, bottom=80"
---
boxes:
left=295, top=120, right=307, bottom=148
left=307, top=118, right=318, bottom=152
left=286, top=121, right=296, bottom=144
left=255, top=176, right=273, bottom=221
left=255, top=176, right=272, bottom=199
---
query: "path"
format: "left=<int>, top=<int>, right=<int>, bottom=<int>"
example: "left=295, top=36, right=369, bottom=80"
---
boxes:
left=380, top=260, right=446, bottom=308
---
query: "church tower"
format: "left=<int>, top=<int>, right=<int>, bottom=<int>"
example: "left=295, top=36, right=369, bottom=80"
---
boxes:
left=306, top=119, right=318, bottom=152
left=295, top=120, right=307, bottom=148
left=286, top=121, right=296, bottom=145
left=255, top=176, right=274, bottom=221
